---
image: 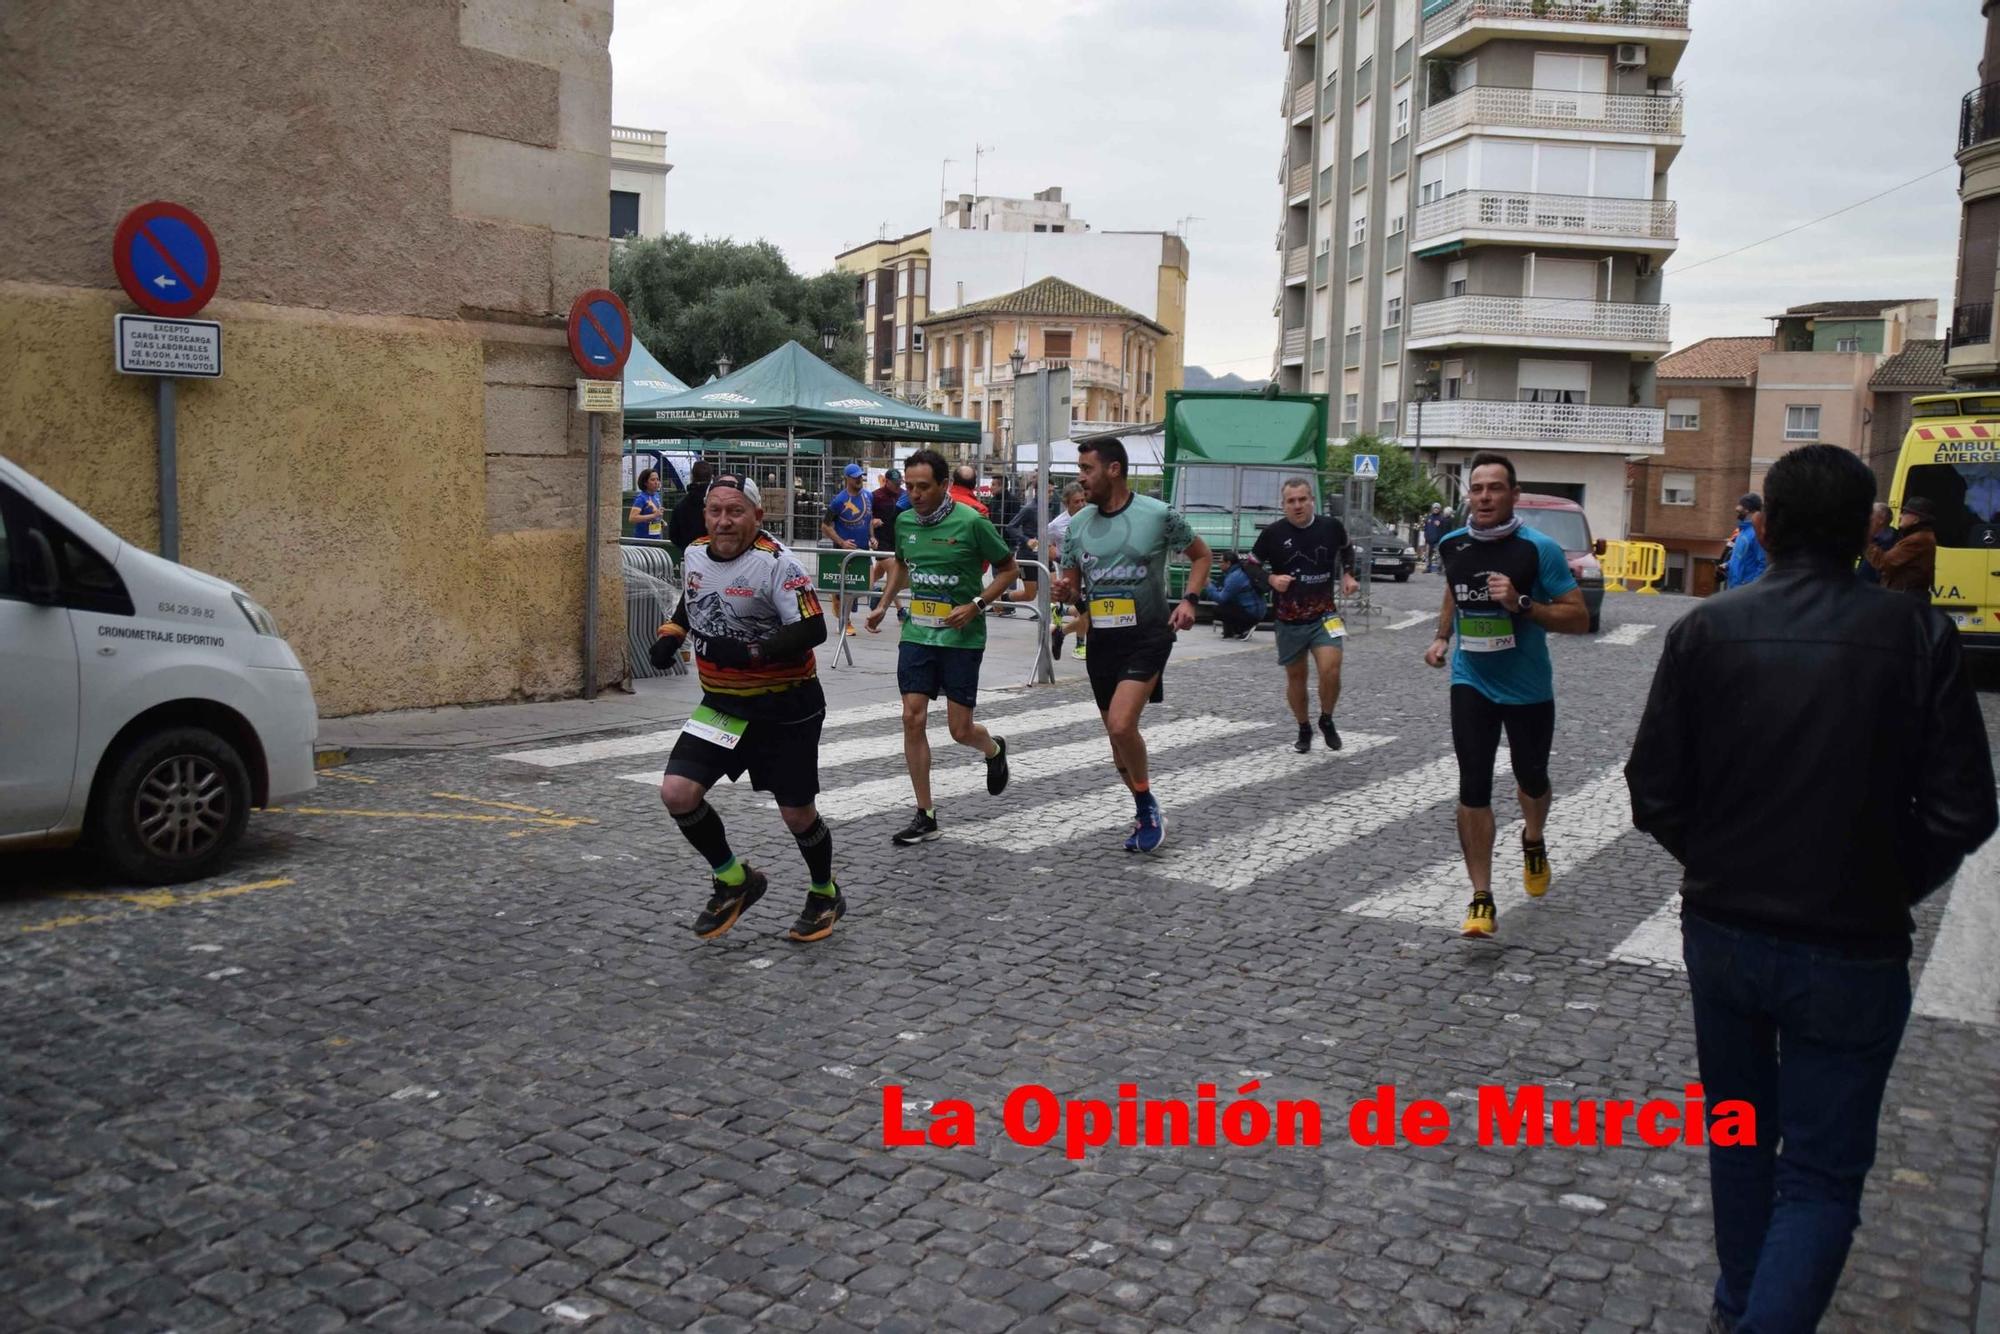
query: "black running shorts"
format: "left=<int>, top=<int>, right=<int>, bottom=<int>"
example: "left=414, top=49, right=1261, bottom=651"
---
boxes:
left=1084, top=625, right=1173, bottom=713
left=665, top=709, right=824, bottom=809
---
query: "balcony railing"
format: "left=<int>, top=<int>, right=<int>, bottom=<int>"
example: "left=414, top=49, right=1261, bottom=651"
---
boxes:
left=1289, top=162, right=1313, bottom=198
left=1414, top=190, right=1677, bottom=245
left=1292, top=83, right=1316, bottom=120
left=1281, top=328, right=1308, bottom=359
left=1962, top=84, right=2000, bottom=154
left=1951, top=302, right=1994, bottom=350
left=1419, top=85, right=1684, bottom=146
left=1285, top=245, right=1310, bottom=281
left=936, top=366, right=963, bottom=389
left=1422, top=0, right=1691, bottom=47
left=1408, top=294, right=1671, bottom=346
left=1293, top=0, right=1318, bottom=40
left=1417, top=397, right=1665, bottom=448
left=991, top=357, right=1131, bottom=391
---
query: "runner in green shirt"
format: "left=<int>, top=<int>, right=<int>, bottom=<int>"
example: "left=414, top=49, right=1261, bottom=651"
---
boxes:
left=865, top=449, right=1021, bottom=846
left=1050, top=436, right=1211, bottom=854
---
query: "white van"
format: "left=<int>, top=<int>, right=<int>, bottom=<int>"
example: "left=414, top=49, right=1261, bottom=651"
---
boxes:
left=0, top=454, right=317, bottom=883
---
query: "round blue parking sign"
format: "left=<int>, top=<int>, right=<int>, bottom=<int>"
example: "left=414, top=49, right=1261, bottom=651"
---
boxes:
left=567, top=288, right=632, bottom=381
left=113, top=201, right=221, bottom=318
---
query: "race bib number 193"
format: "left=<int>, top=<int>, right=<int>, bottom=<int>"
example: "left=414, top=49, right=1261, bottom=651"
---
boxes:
left=1456, top=612, right=1516, bottom=653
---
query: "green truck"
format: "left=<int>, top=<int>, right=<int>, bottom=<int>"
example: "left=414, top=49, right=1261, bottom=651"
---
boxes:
left=1158, top=389, right=1332, bottom=599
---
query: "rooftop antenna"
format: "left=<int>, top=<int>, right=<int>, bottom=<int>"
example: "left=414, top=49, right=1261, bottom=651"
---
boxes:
left=1177, top=215, right=1204, bottom=240
left=939, top=157, right=956, bottom=222
left=973, top=143, right=996, bottom=207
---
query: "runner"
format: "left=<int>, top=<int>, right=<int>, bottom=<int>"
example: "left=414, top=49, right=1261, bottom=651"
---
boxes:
left=864, top=449, right=1018, bottom=845
left=1243, top=478, right=1359, bottom=754
left=822, top=462, right=874, bottom=635
left=1050, top=438, right=1212, bottom=853
left=651, top=474, right=846, bottom=943
left=1421, top=452, right=1589, bottom=939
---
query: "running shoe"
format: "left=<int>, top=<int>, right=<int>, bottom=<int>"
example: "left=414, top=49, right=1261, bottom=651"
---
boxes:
left=1131, top=796, right=1167, bottom=854
left=1073, top=641, right=1088, bottom=660
left=1319, top=716, right=1342, bottom=752
left=844, top=623, right=858, bottom=636
left=691, top=866, right=768, bottom=939
left=985, top=736, right=1010, bottom=796
left=1460, top=897, right=1497, bottom=939
left=1051, top=630, right=1065, bottom=661
left=892, top=808, right=941, bottom=845
left=788, top=889, right=846, bottom=942
left=1523, top=836, right=1551, bottom=898
left=1293, top=723, right=1312, bottom=755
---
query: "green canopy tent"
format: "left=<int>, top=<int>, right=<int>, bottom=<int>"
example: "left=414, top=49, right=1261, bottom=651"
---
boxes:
left=629, top=340, right=979, bottom=540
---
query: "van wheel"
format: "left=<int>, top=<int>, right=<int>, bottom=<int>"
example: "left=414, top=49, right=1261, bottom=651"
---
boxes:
left=92, top=727, right=251, bottom=885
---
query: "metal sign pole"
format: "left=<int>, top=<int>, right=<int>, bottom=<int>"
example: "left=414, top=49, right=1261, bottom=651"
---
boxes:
left=784, top=426, right=797, bottom=544
left=584, top=413, right=602, bottom=700
left=157, top=377, right=180, bottom=561
left=1034, top=371, right=1054, bottom=685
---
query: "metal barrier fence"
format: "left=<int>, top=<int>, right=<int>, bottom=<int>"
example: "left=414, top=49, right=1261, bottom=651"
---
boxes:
left=817, top=545, right=1057, bottom=686
left=1599, top=539, right=1667, bottom=595
left=621, top=539, right=686, bottom=679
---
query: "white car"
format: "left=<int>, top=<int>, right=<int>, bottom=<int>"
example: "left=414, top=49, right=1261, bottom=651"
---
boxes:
left=0, top=455, right=318, bottom=883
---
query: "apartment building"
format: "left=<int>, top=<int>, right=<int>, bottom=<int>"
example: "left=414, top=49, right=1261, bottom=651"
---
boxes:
left=1867, top=338, right=1950, bottom=491
left=609, top=125, right=672, bottom=240
left=1273, top=0, right=1689, bottom=542
left=1948, top=6, right=2000, bottom=388
left=918, top=277, right=1167, bottom=461
left=833, top=231, right=931, bottom=401
left=1629, top=335, right=1765, bottom=596
left=1749, top=299, right=1936, bottom=492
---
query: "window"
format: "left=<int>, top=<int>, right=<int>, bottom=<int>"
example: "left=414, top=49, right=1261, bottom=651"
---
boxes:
left=1385, top=296, right=1403, bottom=327
left=1343, top=392, right=1360, bottom=423
left=1903, top=463, right=2000, bottom=547
left=1442, top=359, right=1464, bottom=400
left=1388, top=211, right=1405, bottom=238
left=1784, top=404, right=1821, bottom=440
left=1518, top=359, right=1589, bottom=405
left=1660, top=472, right=1696, bottom=506
left=1417, top=142, right=1468, bottom=205
left=914, top=267, right=928, bottom=298
left=1353, top=99, right=1373, bottom=156
left=1051, top=225, right=1065, bottom=233
left=1666, top=397, right=1701, bottom=431
left=1033, top=224, right=1048, bottom=233
left=1445, top=259, right=1468, bottom=299
left=1393, top=86, right=1411, bottom=140
left=608, top=190, right=641, bottom=239
left=1531, top=52, right=1609, bottom=120
left=865, top=332, right=875, bottom=358
left=897, top=269, right=910, bottom=298
left=912, top=328, right=925, bottom=351
left=1044, top=330, right=1073, bottom=359
left=1526, top=255, right=1598, bottom=300
left=1351, top=212, right=1367, bottom=246
left=1835, top=336, right=1860, bottom=353
left=1380, top=402, right=1399, bottom=433
left=865, top=276, right=877, bottom=305
left=895, top=325, right=908, bottom=352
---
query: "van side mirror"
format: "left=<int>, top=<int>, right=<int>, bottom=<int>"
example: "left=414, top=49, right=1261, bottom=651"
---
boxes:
left=20, top=528, right=60, bottom=602
left=1592, top=538, right=1608, bottom=557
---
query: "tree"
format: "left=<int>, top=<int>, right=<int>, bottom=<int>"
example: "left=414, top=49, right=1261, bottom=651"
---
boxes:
left=1328, top=434, right=1442, bottom=524
left=610, top=234, right=864, bottom=384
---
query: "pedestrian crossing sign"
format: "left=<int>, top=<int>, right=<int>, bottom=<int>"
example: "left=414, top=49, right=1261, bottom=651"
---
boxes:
left=1353, top=454, right=1380, bottom=479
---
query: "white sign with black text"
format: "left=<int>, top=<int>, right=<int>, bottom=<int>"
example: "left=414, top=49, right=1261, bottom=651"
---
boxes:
left=115, top=313, right=222, bottom=378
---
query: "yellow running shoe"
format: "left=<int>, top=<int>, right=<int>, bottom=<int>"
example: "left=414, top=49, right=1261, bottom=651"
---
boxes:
left=1523, top=837, right=1551, bottom=898
left=1460, top=897, right=1497, bottom=939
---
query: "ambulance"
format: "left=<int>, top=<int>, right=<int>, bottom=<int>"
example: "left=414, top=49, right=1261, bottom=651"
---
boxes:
left=1890, top=391, right=2000, bottom=655
left=0, top=454, right=318, bottom=884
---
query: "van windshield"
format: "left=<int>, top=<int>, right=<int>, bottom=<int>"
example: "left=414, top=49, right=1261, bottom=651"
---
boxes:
left=1902, top=463, right=2000, bottom=550
left=1516, top=508, right=1590, bottom=552
left=1173, top=465, right=1301, bottom=513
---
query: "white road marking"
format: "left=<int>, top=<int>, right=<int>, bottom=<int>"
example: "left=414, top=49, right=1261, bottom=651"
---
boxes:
left=501, top=699, right=900, bottom=767
left=1157, top=751, right=1460, bottom=892
left=948, top=732, right=1395, bottom=850
left=1386, top=612, right=1430, bottom=631
left=1596, top=623, right=1657, bottom=647
left=611, top=700, right=1108, bottom=786
left=810, top=715, right=1242, bottom=823
left=1913, top=837, right=2000, bottom=1028
left=1344, top=767, right=1633, bottom=922
left=1607, top=895, right=1684, bottom=970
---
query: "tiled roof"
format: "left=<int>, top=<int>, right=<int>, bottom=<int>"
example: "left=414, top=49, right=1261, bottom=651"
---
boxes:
left=1776, top=299, right=1929, bottom=319
left=920, top=276, right=1169, bottom=334
left=1870, top=338, right=1949, bottom=389
left=1657, top=335, right=1772, bottom=382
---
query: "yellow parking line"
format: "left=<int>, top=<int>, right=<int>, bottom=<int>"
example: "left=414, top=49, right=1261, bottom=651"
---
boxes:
left=319, top=771, right=377, bottom=785
left=18, top=877, right=295, bottom=935
left=266, top=804, right=590, bottom=830
left=430, top=793, right=598, bottom=826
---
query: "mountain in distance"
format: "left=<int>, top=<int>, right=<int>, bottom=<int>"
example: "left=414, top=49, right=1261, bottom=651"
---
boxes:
left=1182, top=365, right=1269, bottom=393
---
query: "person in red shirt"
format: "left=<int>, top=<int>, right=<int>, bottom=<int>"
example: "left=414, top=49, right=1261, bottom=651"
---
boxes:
left=949, top=464, right=989, bottom=517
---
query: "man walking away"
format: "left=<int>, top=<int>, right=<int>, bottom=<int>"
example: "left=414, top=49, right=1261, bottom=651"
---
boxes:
left=1205, top=552, right=1266, bottom=639
left=1865, top=495, right=1939, bottom=600
left=1244, top=478, right=1360, bottom=753
left=865, top=449, right=1018, bottom=845
left=822, top=462, right=875, bottom=634
left=1627, top=444, right=1996, bottom=1333
left=668, top=459, right=714, bottom=555
left=1422, top=502, right=1447, bottom=573
left=652, top=475, right=848, bottom=943
left=1725, top=493, right=1768, bottom=588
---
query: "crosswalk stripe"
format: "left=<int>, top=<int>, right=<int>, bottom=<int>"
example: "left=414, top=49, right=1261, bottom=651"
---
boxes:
left=1151, top=747, right=1453, bottom=891
left=1386, top=612, right=1430, bottom=631
left=948, top=732, right=1397, bottom=851
left=810, top=714, right=1242, bottom=824
left=1344, top=766, right=1632, bottom=923
left=1597, top=623, right=1656, bottom=647
left=610, top=700, right=1109, bottom=786
left=1913, top=837, right=2000, bottom=1028
left=1607, top=895, right=1683, bottom=970
left=501, top=700, right=899, bottom=768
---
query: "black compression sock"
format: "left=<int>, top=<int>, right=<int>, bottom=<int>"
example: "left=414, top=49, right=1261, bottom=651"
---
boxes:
left=794, top=818, right=835, bottom=889
left=672, top=801, right=734, bottom=870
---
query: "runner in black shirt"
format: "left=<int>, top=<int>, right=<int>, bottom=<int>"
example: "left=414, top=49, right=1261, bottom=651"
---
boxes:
left=1243, top=478, right=1359, bottom=752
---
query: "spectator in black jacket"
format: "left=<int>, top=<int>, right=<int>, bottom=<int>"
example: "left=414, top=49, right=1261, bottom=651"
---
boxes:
left=667, top=460, right=714, bottom=555
left=1626, top=444, right=1996, bottom=1334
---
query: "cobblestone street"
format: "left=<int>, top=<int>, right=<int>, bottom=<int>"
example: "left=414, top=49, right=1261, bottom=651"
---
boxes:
left=5, top=581, right=1998, bottom=1333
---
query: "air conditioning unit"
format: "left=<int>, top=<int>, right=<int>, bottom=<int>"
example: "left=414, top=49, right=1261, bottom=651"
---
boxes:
left=1615, top=43, right=1648, bottom=68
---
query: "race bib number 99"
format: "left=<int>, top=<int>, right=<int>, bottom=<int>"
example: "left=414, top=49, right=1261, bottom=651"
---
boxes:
left=1089, top=596, right=1138, bottom=629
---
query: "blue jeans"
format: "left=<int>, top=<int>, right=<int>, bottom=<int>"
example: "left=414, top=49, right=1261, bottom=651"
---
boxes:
left=1681, top=912, right=1911, bottom=1332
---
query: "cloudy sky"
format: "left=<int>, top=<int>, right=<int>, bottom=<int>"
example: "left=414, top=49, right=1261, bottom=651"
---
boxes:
left=610, top=0, right=1969, bottom=373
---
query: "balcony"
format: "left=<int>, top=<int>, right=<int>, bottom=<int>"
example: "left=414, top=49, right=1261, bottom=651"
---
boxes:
left=1281, top=327, right=1308, bottom=363
left=1413, top=190, right=1677, bottom=253
left=1420, top=0, right=1691, bottom=61
left=991, top=358, right=1131, bottom=392
left=1419, top=85, right=1684, bottom=157
left=1284, top=245, right=1310, bottom=284
left=1961, top=84, right=2000, bottom=155
left=1406, top=294, right=1671, bottom=353
left=1291, top=82, right=1316, bottom=122
left=1950, top=302, right=1993, bottom=350
left=1416, top=397, right=1665, bottom=452
left=1288, top=161, right=1312, bottom=200
left=1292, top=0, right=1318, bottom=42
left=936, top=366, right=963, bottom=390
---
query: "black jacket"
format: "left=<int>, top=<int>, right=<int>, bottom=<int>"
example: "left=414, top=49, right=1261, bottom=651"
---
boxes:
left=667, top=482, right=709, bottom=552
left=1626, top=556, right=1996, bottom=952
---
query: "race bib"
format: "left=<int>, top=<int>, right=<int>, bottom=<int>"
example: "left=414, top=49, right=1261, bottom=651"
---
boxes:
left=1089, top=596, right=1138, bottom=629
left=683, top=703, right=748, bottom=750
left=910, top=598, right=953, bottom=628
left=1457, top=612, right=1516, bottom=653
left=1321, top=616, right=1346, bottom=640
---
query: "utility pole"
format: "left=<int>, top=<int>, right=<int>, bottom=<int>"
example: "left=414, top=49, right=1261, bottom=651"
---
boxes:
left=973, top=143, right=995, bottom=212
left=938, top=157, right=956, bottom=222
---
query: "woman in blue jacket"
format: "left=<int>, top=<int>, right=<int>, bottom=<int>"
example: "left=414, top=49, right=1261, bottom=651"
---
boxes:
left=1205, top=552, right=1268, bottom=639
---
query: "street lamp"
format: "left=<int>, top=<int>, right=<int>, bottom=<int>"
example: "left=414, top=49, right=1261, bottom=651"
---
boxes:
left=715, top=353, right=733, bottom=378
left=820, top=324, right=838, bottom=356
